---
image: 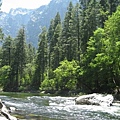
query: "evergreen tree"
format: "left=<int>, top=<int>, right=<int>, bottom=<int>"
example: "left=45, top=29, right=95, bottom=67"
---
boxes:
left=99, top=0, right=109, bottom=28
left=26, top=43, right=36, bottom=63
left=22, top=43, right=36, bottom=90
left=61, top=2, right=74, bottom=61
left=72, top=3, right=81, bottom=62
left=53, top=12, right=61, bottom=30
left=0, top=36, right=14, bottom=91
left=11, top=27, right=27, bottom=91
left=50, top=12, right=61, bottom=52
left=0, top=28, right=4, bottom=42
left=108, top=0, right=120, bottom=15
left=48, top=12, right=61, bottom=70
left=80, top=0, right=101, bottom=53
left=51, top=24, right=62, bottom=70
left=98, top=0, right=120, bottom=28
left=1, top=36, right=14, bottom=66
left=47, top=19, right=54, bottom=72
left=32, top=27, right=48, bottom=90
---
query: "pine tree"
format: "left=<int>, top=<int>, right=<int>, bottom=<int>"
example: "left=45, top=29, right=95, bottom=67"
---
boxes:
left=26, top=43, right=36, bottom=63
left=0, top=36, right=15, bottom=91
left=46, top=12, right=62, bottom=72
left=32, top=27, right=48, bottom=90
left=98, top=0, right=120, bottom=28
left=11, top=27, right=27, bottom=91
left=0, top=28, right=4, bottom=42
left=72, top=3, right=81, bottom=62
left=1, top=36, right=14, bottom=66
left=79, top=0, right=101, bottom=53
left=99, top=0, right=109, bottom=28
left=61, top=2, right=74, bottom=61
left=47, top=19, right=54, bottom=70
left=108, top=0, right=120, bottom=15
left=51, top=24, right=62, bottom=70
left=49, top=12, right=62, bottom=70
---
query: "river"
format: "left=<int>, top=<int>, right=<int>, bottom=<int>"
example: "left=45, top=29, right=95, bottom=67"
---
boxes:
left=0, top=92, right=120, bottom=120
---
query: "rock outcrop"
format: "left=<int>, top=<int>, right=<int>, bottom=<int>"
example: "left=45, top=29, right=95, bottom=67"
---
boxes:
left=0, top=99, right=17, bottom=120
left=75, top=93, right=114, bottom=107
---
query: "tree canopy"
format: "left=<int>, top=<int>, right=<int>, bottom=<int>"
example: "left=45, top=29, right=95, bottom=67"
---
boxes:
left=0, top=0, right=120, bottom=95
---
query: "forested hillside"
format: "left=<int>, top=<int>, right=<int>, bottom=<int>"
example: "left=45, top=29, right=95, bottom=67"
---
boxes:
left=0, top=0, right=78, bottom=47
left=0, top=0, right=120, bottom=95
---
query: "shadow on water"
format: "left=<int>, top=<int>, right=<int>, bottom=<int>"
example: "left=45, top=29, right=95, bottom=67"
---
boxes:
left=0, top=92, right=47, bottom=98
left=14, top=113, right=61, bottom=120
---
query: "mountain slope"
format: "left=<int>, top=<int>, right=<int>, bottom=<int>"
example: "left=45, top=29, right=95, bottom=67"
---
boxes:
left=0, top=8, right=34, bottom=37
left=0, top=0, right=79, bottom=46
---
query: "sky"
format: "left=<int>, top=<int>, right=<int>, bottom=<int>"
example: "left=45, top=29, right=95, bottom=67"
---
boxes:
left=1, top=0, right=51, bottom=13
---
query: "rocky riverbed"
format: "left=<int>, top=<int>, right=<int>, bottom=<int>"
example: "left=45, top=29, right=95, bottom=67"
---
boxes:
left=75, top=93, right=114, bottom=106
left=0, top=99, right=17, bottom=120
left=0, top=92, right=120, bottom=120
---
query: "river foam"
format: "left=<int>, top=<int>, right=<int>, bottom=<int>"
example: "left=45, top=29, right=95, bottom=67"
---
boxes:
left=0, top=94, right=120, bottom=120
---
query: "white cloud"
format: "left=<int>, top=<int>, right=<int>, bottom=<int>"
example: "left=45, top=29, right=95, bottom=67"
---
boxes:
left=1, top=0, right=51, bottom=13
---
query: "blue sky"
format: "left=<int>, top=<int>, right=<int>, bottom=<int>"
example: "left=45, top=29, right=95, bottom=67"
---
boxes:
left=1, top=0, right=51, bottom=13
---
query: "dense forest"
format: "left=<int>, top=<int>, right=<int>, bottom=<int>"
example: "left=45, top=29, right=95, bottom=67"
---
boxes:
left=0, top=0, right=120, bottom=95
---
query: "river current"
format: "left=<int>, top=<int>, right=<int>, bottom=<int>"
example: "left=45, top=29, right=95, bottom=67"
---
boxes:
left=0, top=92, right=120, bottom=120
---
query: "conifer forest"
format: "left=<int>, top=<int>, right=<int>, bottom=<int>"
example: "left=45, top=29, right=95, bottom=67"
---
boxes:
left=0, top=0, right=120, bottom=95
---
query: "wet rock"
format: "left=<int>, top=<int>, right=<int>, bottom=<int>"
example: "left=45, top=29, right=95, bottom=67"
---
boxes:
left=0, top=99, right=18, bottom=120
left=75, top=93, right=114, bottom=106
left=9, top=107, right=16, bottom=113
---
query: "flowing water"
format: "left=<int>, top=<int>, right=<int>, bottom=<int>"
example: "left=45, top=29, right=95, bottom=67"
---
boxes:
left=0, top=92, right=120, bottom=120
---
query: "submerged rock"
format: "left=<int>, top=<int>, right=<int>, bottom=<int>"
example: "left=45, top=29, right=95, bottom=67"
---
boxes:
left=75, top=93, right=114, bottom=107
left=0, top=99, right=17, bottom=120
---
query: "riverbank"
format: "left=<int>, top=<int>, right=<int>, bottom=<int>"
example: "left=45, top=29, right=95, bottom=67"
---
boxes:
left=1, top=90, right=120, bottom=101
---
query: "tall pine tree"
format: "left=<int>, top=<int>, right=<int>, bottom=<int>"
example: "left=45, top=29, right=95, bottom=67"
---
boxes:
left=61, top=2, right=74, bottom=61
left=11, top=27, right=27, bottom=91
left=32, top=27, right=48, bottom=90
left=0, top=36, right=15, bottom=91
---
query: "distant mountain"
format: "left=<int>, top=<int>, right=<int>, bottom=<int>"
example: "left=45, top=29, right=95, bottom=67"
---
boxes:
left=0, top=0, right=79, bottom=46
left=0, top=8, right=33, bottom=38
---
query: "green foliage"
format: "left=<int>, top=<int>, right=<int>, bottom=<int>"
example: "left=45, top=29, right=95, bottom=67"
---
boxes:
left=0, top=65, right=11, bottom=89
left=0, top=35, right=15, bottom=91
left=54, top=60, right=78, bottom=91
left=0, top=0, right=120, bottom=94
left=10, top=27, right=27, bottom=91
left=104, top=6, right=120, bottom=88
left=41, top=60, right=78, bottom=91
left=41, top=78, right=56, bottom=91
left=0, top=47, right=2, bottom=65
left=61, top=2, right=75, bottom=61
left=1, top=36, right=14, bottom=66
left=31, top=27, right=48, bottom=90
left=79, top=6, right=120, bottom=93
left=0, top=28, right=4, bottom=42
left=24, top=63, right=35, bottom=86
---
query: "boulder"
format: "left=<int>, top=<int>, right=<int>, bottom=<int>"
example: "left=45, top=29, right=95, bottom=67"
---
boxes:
left=0, top=99, right=18, bottom=120
left=75, top=93, right=114, bottom=107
